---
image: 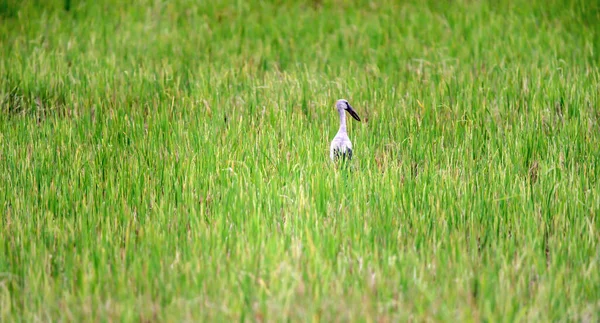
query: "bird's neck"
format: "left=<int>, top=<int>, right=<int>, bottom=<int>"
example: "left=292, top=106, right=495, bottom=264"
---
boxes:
left=338, top=109, right=347, bottom=133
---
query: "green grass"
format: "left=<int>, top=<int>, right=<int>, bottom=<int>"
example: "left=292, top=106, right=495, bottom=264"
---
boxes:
left=1, top=0, right=599, bottom=321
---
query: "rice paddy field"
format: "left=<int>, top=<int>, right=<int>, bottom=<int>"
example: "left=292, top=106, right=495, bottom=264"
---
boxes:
left=1, top=0, right=599, bottom=321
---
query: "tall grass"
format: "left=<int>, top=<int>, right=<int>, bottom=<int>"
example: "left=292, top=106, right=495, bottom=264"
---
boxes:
left=1, top=0, right=599, bottom=321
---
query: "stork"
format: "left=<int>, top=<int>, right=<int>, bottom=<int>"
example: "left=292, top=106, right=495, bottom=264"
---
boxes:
left=330, top=99, right=361, bottom=162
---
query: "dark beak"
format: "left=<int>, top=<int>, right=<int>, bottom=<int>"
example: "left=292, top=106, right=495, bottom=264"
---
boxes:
left=346, top=105, right=361, bottom=121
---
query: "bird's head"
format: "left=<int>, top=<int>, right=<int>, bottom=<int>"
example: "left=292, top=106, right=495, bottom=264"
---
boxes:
left=335, top=99, right=361, bottom=121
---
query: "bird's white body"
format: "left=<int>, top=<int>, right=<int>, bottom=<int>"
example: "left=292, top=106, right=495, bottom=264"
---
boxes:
left=330, top=99, right=361, bottom=162
left=330, top=132, right=353, bottom=161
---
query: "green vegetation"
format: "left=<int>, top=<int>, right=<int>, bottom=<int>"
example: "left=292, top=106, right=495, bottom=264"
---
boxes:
left=1, top=0, right=599, bottom=321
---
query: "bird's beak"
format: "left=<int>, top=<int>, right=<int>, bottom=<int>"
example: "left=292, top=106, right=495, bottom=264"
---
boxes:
left=346, top=105, right=361, bottom=121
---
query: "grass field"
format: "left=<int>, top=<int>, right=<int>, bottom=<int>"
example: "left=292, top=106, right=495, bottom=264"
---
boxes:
left=1, top=0, right=599, bottom=321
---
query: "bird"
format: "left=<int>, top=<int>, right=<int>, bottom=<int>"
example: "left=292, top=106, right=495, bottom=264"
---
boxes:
left=330, top=99, right=361, bottom=162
